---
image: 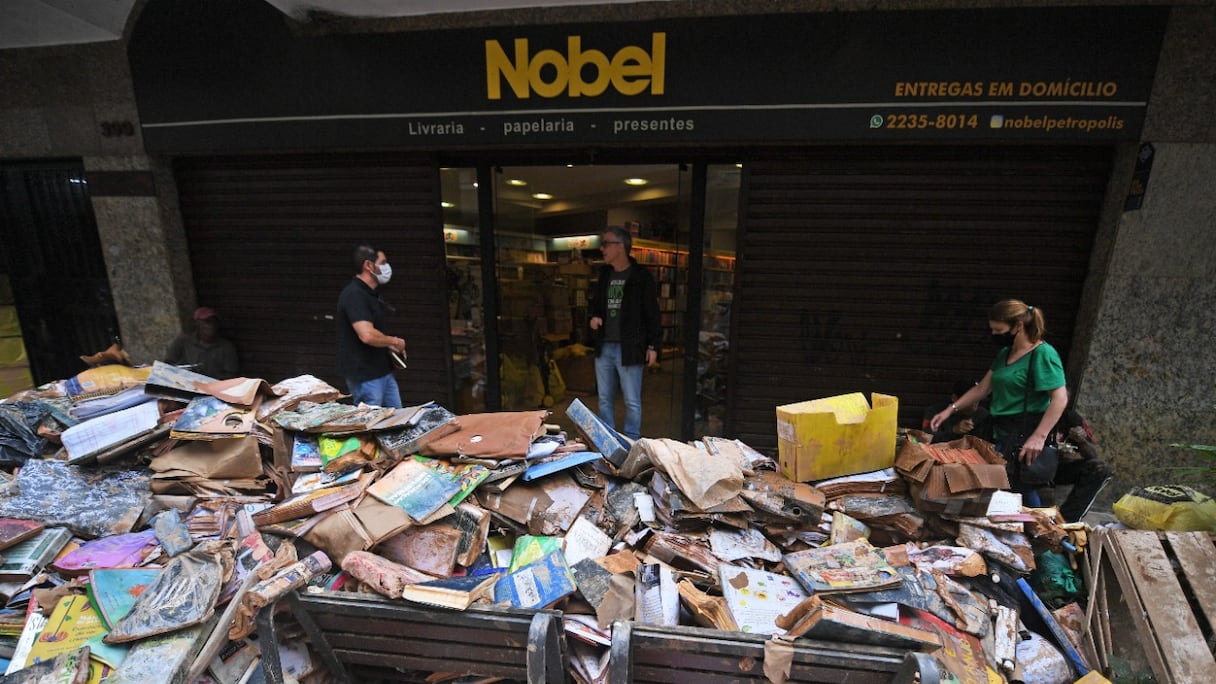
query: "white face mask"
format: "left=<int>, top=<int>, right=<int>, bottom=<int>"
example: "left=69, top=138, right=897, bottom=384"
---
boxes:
left=374, top=261, right=392, bottom=285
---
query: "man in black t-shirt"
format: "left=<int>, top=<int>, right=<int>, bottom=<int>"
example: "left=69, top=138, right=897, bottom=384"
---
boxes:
left=588, top=225, right=661, bottom=440
left=336, top=243, right=405, bottom=408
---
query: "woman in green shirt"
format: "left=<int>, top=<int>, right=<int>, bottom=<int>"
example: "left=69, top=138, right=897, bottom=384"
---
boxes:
left=929, top=299, right=1068, bottom=502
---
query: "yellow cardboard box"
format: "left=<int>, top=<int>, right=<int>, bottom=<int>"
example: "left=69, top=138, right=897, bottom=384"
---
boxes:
left=776, top=392, right=899, bottom=482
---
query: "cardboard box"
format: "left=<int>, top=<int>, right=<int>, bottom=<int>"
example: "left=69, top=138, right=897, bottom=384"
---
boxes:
left=776, top=392, right=898, bottom=482
left=894, top=435, right=1008, bottom=516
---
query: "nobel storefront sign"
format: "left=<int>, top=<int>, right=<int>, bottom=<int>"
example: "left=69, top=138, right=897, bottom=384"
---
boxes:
left=485, top=34, right=666, bottom=99
left=129, top=3, right=1169, bottom=151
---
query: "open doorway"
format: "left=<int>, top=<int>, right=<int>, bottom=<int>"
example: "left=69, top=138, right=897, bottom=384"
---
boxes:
left=441, top=162, right=737, bottom=440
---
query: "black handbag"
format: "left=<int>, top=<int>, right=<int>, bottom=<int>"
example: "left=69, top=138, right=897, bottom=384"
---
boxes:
left=1013, top=346, right=1059, bottom=485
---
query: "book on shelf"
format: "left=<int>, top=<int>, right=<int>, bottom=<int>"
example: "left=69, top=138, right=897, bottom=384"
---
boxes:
left=782, top=538, right=902, bottom=595
left=400, top=572, right=501, bottom=610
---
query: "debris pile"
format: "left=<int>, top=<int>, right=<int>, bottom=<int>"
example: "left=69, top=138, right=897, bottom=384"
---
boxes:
left=0, top=362, right=1201, bottom=684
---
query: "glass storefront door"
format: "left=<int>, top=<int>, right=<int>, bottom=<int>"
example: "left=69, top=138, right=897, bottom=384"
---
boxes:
left=441, top=161, right=736, bottom=441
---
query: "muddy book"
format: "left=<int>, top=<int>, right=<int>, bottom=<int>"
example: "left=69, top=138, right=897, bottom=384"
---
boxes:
left=400, top=572, right=501, bottom=609
left=367, top=457, right=461, bottom=522
left=718, top=564, right=808, bottom=636
left=782, top=538, right=902, bottom=595
left=87, top=568, right=163, bottom=631
left=0, top=519, right=44, bottom=553
left=788, top=597, right=941, bottom=650
left=494, top=551, right=575, bottom=610
left=0, top=527, right=71, bottom=582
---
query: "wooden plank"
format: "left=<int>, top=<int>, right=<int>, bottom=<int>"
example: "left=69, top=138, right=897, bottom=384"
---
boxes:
left=1164, top=532, right=1216, bottom=633
left=1116, top=531, right=1216, bottom=683
left=1100, top=531, right=1169, bottom=681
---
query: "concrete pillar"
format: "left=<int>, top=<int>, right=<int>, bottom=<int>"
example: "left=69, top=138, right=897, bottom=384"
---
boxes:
left=1076, top=143, right=1216, bottom=497
left=84, top=155, right=195, bottom=365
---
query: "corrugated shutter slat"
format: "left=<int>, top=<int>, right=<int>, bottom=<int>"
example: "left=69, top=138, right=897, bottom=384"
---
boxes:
left=729, top=146, right=1110, bottom=453
left=176, top=153, right=450, bottom=406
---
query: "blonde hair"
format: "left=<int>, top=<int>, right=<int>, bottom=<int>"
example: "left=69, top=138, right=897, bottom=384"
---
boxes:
left=989, top=299, right=1046, bottom=342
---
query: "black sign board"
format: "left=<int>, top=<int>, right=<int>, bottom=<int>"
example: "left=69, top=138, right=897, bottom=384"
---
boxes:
left=128, top=1, right=1168, bottom=151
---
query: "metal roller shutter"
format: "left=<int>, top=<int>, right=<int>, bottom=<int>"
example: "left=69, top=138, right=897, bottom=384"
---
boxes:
left=728, top=146, right=1112, bottom=452
left=175, top=153, right=450, bottom=406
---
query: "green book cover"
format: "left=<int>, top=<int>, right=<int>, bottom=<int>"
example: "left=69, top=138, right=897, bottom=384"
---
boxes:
left=414, top=456, right=490, bottom=506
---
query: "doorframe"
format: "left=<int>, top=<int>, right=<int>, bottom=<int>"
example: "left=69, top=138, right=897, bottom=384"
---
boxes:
left=437, top=149, right=742, bottom=440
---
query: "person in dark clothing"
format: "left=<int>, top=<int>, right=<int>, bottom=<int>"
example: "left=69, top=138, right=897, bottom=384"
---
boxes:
left=336, top=243, right=405, bottom=408
left=1052, top=403, right=1114, bottom=522
left=164, top=307, right=239, bottom=379
left=588, top=225, right=662, bottom=440
left=926, top=379, right=991, bottom=443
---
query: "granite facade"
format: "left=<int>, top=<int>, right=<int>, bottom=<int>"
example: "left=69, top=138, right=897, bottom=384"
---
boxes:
left=85, top=155, right=196, bottom=366
left=1076, top=143, right=1216, bottom=500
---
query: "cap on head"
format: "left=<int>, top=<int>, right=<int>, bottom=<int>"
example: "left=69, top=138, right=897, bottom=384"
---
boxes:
left=193, top=307, right=218, bottom=321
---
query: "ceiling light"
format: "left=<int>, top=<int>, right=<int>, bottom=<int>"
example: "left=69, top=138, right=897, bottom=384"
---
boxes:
left=472, top=182, right=478, bottom=188
left=566, top=164, right=575, bottom=168
left=735, top=163, right=743, bottom=169
left=506, top=178, right=527, bottom=186
left=623, top=178, right=648, bottom=186
left=440, top=201, right=454, bottom=208
left=532, top=192, right=553, bottom=200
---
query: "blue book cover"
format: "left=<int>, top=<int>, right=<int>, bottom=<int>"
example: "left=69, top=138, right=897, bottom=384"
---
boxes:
left=522, top=451, right=603, bottom=481
left=493, top=551, right=575, bottom=609
left=87, top=568, right=163, bottom=631
left=291, top=434, right=322, bottom=471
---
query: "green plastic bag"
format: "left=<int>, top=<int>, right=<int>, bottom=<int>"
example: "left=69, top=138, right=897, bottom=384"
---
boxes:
left=1031, top=550, right=1082, bottom=608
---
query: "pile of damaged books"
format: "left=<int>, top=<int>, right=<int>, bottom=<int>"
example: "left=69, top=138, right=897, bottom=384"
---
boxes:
left=0, top=367, right=1105, bottom=683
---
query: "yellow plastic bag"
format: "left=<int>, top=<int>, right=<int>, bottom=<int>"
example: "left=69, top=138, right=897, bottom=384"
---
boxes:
left=64, top=365, right=152, bottom=401
left=1113, top=485, right=1216, bottom=531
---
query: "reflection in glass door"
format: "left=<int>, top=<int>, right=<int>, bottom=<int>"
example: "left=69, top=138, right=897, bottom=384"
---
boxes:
left=440, top=167, right=487, bottom=414
left=695, top=164, right=741, bottom=437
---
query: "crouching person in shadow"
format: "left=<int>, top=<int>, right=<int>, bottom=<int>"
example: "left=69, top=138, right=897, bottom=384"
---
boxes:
left=1052, top=404, right=1114, bottom=522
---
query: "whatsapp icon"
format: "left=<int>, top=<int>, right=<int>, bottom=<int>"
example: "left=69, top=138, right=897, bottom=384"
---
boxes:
left=869, top=114, right=884, bottom=128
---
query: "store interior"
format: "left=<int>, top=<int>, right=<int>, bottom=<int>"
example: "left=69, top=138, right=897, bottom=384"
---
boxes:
left=441, top=163, right=739, bottom=439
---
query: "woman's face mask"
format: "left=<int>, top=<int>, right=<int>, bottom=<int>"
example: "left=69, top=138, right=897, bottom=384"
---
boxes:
left=990, top=325, right=1017, bottom=347
left=374, top=261, right=392, bottom=285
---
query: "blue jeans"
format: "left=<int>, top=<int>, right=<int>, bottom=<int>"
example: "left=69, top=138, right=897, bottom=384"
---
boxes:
left=346, top=373, right=402, bottom=408
left=595, top=342, right=644, bottom=440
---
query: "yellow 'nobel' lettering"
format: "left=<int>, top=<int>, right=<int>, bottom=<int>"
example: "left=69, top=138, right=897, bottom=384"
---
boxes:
left=485, top=33, right=666, bottom=100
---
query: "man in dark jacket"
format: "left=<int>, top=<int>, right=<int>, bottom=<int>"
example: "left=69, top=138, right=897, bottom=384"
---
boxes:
left=588, top=225, right=662, bottom=440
